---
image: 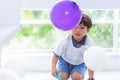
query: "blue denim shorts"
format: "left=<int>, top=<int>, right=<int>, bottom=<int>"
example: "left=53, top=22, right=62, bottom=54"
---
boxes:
left=57, top=57, right=87, bottom=78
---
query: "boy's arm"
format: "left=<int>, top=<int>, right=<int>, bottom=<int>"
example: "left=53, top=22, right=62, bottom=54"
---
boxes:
left=51, top=55, right=58, bottom=77
left=88, top=69, right=95, bottom=80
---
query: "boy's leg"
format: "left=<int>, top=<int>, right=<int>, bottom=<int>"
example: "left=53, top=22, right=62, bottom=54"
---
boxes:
left=88, top=69, right=95, bottom=80
left=71, top=72, right=83, bottom=80
left=59, top=72, right=69, bottom=80
left=71, top=63, right=87, bottom=79
left=57, top=57, right=70, bottom=80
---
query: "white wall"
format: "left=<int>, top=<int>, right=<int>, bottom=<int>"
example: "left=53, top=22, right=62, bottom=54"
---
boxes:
left=0, top=0, right=20, bottom=46
left=0, top=0, right=20, bottom=26
left=21, top=0, right=120, bottom=9
left=0, top=0, right=20, bottom=68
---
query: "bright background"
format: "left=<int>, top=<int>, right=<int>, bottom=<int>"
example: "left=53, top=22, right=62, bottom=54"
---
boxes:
left=1, top=0, right=120, bottom=80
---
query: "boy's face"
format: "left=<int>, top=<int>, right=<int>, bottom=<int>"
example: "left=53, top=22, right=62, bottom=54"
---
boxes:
left=71, top=23, right=90, bottom=42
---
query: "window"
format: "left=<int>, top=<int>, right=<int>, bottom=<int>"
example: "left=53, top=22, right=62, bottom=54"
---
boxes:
left=2, top=9, right=120, bottom=55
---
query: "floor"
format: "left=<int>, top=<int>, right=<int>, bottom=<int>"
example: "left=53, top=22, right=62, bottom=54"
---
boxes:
left=22, top=71, right=120, bottom=80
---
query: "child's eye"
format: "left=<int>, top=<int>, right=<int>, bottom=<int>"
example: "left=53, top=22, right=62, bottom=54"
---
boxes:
left=81, top=27, right=85, bottom=29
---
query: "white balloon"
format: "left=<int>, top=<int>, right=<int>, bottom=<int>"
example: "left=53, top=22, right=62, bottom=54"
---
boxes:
left=84, top=46, right=109, bottom=71
left=3, top=58, right=26, bottom=78
left=0, top=69, right=20, bottom=80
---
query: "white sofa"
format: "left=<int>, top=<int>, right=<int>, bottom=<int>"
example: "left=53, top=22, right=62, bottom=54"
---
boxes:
left=4, top=53, right=120, bottom=72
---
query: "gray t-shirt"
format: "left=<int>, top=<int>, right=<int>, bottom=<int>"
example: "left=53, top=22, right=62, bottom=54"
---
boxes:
left=53, top=34, right=93, bottom=65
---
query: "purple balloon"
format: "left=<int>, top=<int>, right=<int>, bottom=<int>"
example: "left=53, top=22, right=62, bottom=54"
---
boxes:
left=50, top=0, right=82, bottom=31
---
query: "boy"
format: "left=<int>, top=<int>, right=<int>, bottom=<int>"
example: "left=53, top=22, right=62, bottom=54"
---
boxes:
left=51, top=13, right=95, bottom=80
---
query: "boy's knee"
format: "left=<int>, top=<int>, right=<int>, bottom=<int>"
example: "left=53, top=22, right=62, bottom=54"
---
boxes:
left=71, top=72, right=82, bottom=80
left=59, top=72, right=69, bottom=80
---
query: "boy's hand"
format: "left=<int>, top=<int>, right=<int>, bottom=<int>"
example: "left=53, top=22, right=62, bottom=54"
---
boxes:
left=51, top=68, right=58, bottom=77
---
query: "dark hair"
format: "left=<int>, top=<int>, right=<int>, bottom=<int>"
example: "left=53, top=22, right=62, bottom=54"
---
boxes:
left=79, top=13, right=92, bottom=28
